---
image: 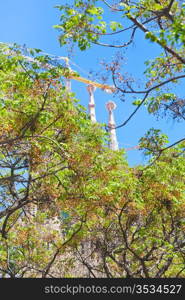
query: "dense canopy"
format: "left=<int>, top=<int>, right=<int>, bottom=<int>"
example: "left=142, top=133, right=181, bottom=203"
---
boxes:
left=0, top=0, right=185, bottom=278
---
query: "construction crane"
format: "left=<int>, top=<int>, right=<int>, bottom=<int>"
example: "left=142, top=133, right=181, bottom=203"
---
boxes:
left=0, top=43, right=116, bottom=93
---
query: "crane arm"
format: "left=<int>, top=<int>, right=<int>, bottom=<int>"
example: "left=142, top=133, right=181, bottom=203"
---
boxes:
left=69, top=75, right=116, bottom=93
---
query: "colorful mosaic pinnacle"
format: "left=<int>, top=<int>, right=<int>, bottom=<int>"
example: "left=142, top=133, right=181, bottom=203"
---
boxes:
left=106, top=101, right=119, bottom=151
left=87, top=85, right=97, bottom=123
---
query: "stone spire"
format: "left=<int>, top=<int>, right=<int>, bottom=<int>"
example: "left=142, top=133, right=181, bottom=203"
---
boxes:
left=87, top=84, right=97, bottom=123
left=106, top=101, right=119, bottom=151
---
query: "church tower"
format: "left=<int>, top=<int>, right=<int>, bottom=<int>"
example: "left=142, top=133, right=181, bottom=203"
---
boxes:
left=106, top=101, right=119, bottom=151
left=87, top=85, right=97, bottom=123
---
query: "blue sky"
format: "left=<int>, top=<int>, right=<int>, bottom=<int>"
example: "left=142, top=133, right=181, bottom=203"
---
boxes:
left=0, top=0, right=184, bottom=165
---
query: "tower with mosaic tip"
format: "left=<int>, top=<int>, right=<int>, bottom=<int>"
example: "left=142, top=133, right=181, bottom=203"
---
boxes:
left=87, top=84, right=97, bottom=123
left=106, top=101, right=119, bottom=151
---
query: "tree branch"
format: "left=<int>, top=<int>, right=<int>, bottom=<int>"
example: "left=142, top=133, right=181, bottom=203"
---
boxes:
left=129, top=16, right=185, bottom=64
left=115, top=92, right=149, bottom=129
